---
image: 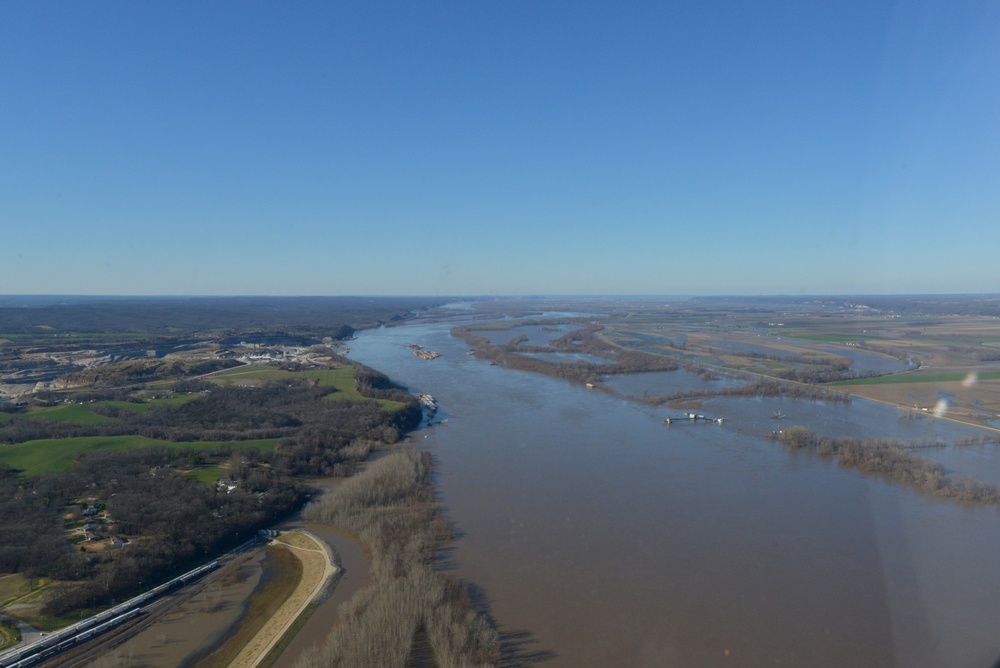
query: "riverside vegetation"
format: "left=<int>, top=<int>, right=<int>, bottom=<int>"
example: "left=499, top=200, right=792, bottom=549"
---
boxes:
left=299, top=449, right=500, bottom=668
left=637, top=377, right=850, bottom=407
left=771, top=427, right=1000, bottom=504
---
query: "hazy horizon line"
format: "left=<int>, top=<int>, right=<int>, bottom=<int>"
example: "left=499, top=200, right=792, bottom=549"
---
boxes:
left=2, top=292, right=999, bottom=301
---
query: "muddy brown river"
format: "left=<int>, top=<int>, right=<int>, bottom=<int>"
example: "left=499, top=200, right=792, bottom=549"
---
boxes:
left=342, top=315, right=1000, bottom=667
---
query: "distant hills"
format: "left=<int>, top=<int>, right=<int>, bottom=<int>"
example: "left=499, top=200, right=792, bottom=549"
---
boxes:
left=0, top=296, right=444, bottom=336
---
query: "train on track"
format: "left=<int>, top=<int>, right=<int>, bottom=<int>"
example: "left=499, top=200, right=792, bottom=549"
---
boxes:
left=0, top=560, right=218, bottom=668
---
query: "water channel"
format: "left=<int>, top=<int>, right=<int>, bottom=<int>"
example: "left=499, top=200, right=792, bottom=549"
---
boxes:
left=344, top=314, right=1000, bottom=667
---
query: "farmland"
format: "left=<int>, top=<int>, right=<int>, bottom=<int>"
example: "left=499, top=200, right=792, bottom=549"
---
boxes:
left=208, top=365, right=406, bottom=411
left=0, top=435, right=280, bottom=477
left=479, top=296, right=1000, bottom=430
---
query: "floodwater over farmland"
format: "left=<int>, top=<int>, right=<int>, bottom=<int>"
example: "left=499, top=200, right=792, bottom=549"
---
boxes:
left=798, top=341, right=914, bottom=374
left=347, top=315, right=1000, bottom=667
left=700, top=336, right=912, bottom=375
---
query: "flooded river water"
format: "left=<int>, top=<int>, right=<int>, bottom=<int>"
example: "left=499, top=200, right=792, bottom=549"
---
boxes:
left=345, top=315, right=1000, bottom=667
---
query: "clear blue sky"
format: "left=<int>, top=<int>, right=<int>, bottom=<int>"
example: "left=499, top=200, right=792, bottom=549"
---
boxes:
left=2, top=1, right=998, bottom=296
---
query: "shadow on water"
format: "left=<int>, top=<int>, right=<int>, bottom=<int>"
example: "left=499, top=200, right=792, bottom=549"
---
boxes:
left=424, top=461, right=554, bottom=666
left=463, top=582, right=557, bottom=667
left=432, top=541, right=462, bottom=572
left=432, top=512, right=465, bottom=571
left=498, top=629, right=559, bottom=668
left=429, top=470, right=466, bottom=573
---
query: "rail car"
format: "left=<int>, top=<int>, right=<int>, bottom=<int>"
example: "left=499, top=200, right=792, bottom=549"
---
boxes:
left=0, top=559, right=219, bottom=668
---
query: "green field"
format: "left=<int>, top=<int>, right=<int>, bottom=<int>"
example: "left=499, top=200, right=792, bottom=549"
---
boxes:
left=212, top=365, right=358, bottom=394
left=0, top=619, right=19, bottom=651
left=15, top=403, right=118, bottom=425
left=0, top=435, right=280, bottom=476
left=0, top=573, right=32, bottom=608
left=828, top=371, right=1000, bottom=386
left=184, top=465, right=225, bottom=484
left=210, top=365, right=404, bottom=410
left=104, top=393, right=201, bottom=413
left=11, top=393, right=202, bottom=425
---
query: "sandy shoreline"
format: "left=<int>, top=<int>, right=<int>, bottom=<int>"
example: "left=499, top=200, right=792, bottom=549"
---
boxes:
left=227, top=530, right=338, bottom=668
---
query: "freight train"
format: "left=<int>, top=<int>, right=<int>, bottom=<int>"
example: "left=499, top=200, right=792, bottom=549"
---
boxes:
left=0, top=561, right=218, bottom=668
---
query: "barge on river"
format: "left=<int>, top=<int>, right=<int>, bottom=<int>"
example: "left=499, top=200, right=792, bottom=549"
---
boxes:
left=417, top=394, right=438, bottom=412
left=664, top=412, right=725, bottom=424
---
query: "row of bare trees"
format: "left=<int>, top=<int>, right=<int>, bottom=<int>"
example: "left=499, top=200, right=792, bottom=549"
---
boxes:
left=300, top=449, right=500, bottom=667
left=638, top=378, right=850, bottom=407
left=771, top=427, right=1000, bottom=504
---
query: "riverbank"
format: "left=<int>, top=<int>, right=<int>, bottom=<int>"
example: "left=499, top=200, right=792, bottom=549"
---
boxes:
left=227, top=530, right=337, bottom=668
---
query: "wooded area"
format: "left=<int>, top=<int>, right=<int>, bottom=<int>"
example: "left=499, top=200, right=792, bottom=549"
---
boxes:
left=0, top=359, right=421, bottom=619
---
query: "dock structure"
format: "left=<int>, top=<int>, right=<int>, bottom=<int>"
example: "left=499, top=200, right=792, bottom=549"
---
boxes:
left=664, top=412, right=725, bottom=425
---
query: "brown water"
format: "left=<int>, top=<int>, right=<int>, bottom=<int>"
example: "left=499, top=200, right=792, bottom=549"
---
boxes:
left=97, top=551, right=267, bottom=667
left=270, top=513, right=370, bottom=666
left=346, top=317, right=1000, bottom=667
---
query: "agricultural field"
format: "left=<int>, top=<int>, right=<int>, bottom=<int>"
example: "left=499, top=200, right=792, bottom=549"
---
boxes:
left=828, top=371, right=1000, bottom=428
left=0, top=435, right=280, bottom=477
left=208, top=364, right=407, bottom=411
left=210, top=365, right=360, bottom=393
left=10, top=402, right=119, bottom=425
left=8, top=393, right=200, bottom=424
left=594, top=304, right=1000, bottom=430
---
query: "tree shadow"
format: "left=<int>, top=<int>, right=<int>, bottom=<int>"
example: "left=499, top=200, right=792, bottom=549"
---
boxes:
left=430, top=467, right=555, bottom=666
left=432, top=541, right=462, bottom=571
left=497, top=628, right=558, bottom=667
left=429, top=478, right=465, bottom=572
left=464, top=582, right=557, bottom=667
